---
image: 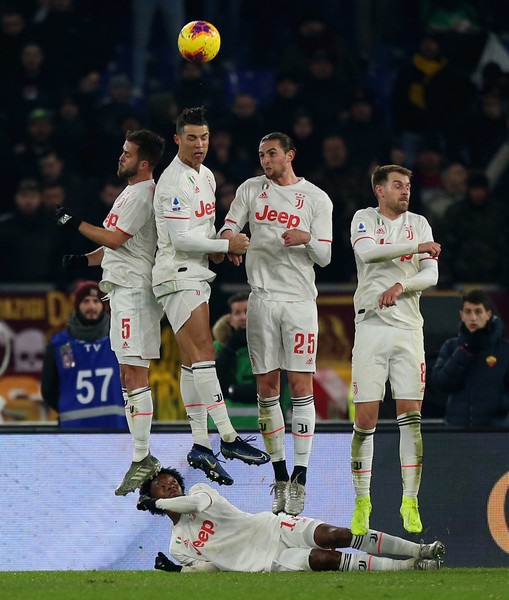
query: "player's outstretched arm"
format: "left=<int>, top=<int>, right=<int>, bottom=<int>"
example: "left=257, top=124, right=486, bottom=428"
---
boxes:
left=56, top=206, right=130, bottom=250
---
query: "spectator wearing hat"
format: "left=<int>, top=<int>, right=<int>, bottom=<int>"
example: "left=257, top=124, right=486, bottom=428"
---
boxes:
left=10, top=107, right=62, bottom=181
left=437, top=169, right=509, bottom=287
left=41, top=280, right=126, bottom=429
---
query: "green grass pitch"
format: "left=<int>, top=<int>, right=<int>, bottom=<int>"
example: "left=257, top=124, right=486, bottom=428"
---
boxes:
left=1, top=569, right=508, bottom=600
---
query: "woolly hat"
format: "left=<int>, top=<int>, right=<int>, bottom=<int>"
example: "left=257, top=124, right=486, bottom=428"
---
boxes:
left=74, top=281, right=103, bottom=312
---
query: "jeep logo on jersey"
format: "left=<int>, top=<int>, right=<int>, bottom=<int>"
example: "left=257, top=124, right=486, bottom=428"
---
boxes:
left=195, top=200, right=215, bottom=217
left=192, top=519, right=215, bottom=554
left=255, top=204, right=301, bottom=229
left=104, top=212, right=119, bottom=228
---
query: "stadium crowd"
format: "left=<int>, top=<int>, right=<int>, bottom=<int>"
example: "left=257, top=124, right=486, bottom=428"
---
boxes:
left=1, top=0, right=509, bottom=290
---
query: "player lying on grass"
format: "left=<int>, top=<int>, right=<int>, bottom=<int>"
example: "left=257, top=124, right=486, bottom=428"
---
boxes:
left=137, top=468, right=445, bottom=572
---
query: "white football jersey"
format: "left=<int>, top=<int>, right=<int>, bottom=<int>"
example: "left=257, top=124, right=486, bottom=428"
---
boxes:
left=100, top=179, right=157, bottom=290
left=219, top=176, right=333, bottom=301
left=170, top=483, right=286, bottom=572
left=351, top=206, right=438, bottom=329
left=152, top=156, right=228, bottom=288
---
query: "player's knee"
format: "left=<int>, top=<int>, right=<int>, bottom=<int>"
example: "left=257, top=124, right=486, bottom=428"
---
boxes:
left=308, top=549, right=341, bottom=571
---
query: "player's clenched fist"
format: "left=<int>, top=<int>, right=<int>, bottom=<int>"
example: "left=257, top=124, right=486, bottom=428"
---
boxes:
left=418, top=241, right=441, bottom=258
left=227, top=233, right=249, bottom=255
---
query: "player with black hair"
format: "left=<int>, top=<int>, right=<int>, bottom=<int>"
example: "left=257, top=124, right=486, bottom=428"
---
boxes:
left=136, top=468, right=445, bottom=573
left=152, top=107, right=269, bottom=487
left=56, top=129, right=166, bottom=496
left=218, top=131, right=333, bottom=516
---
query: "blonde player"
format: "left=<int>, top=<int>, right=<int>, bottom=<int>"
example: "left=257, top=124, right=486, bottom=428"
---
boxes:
left=152, top=107, right=270, bottom=487
left=56, top=129, right=166, bottom=495
left=136, top=468, right=445, bottom=573
left=219, top=132, right=333, bottom=516
left=349, top=164, right=441, bottom=535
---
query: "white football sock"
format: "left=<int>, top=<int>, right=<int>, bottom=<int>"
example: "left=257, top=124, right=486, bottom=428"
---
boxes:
left=258, top=395, right=285, bottom=460
left=351, top=424, right=375, bottom=498
left=122, top=388, right=134, bottom=435
left=291, top=395, right=315, bottom=467
left=339, top=553, right=414, bottom=571
left=128, top=386, right=153, bottom=462
left=351, top=529, right=421, bottom=558
left=192, top=361, right=236, bottom=442
left=398, top=411, right=423, bottom=497
left=180, top=365, right=211, bottom=449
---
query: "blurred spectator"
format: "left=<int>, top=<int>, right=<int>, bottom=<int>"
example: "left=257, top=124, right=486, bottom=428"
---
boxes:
left=262, top=71, right=304, bottom=134
left=206, top=126, right=254, bottom=186
left=226, top=92, right=264, bottom=167
left=0, top=4, right=32, bottom=84
left=52, top=92, right=89, bottom=167
left=3, top=41, right=58, bottom=134
left=79, top=176, right=125, bottom=225
left=410, top=137, right=447, bottom=216
left=131, top=0, right=185, bottom=96
left=41, top=279, right=126, bottom=429
left=299, top=49, right=356, bottom=131
left=338, top=89, right=392, bottom=171
left=391, top=33, right=448, bottom=164
left=465, top=88, right=509, bottom=168
left=32, top=0, right=111, bottom=89
left=289, top=109, right=322, bottom=178
left=95, top=74, right=141, bottom=138
left=0, top=178, right=64, bottom=283
left=279, top=13, right=361, bottom=94
left=309, top=133, right=370, bottom=282
left=437, top=169, right=509, bottom=287
left=11, top=107, right=61, bottom=181
left=423, top=161, right=468, bottom=227
left=173, top=61, right=225, bottom=122
left=419, top=0, right=484, bottom=70
left=432, top=289, right=509, bottom=429
left=37, top=150, right=81, bottom=192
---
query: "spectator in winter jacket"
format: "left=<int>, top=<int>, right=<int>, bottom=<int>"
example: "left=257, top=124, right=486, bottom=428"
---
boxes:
left=41, top=280, right=126, bottom=429
left=432, top=289, right=509, bottom=429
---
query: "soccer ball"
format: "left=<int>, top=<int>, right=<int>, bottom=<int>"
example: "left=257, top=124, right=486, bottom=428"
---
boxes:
left=178, top=21, right=221, bottom=63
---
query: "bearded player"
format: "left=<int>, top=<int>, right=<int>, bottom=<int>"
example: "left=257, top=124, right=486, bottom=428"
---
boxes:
left=219, top=132, right=333, bottom=516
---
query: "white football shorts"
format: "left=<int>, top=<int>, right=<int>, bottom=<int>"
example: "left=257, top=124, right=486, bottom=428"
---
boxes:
left=109, top=285, right=163, bottom=367
left=247, top=295, right=318, bottom=375
left=271, top=515, right=323, bottom=572
left=351, top=316, right=426, bottom=403
left=157, top=281, right=211, bottom=333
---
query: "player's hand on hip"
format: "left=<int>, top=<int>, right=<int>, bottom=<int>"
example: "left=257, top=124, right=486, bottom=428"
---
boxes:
left=227, top=233, right=249, bottom=255
left=282, top=229, right=311, bottom=247
left=379, top=283, right=403, bottom=308
left=418, top=241, right=441, bottom=258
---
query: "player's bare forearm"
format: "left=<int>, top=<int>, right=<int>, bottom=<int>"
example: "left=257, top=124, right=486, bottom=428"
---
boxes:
left=282, top=229, right=311, bottom=247
left=79, top=221, right=130, bottom=250
left=85, top=247, right=104, bottom=266
left=379, top=283, right=403, bottom=308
